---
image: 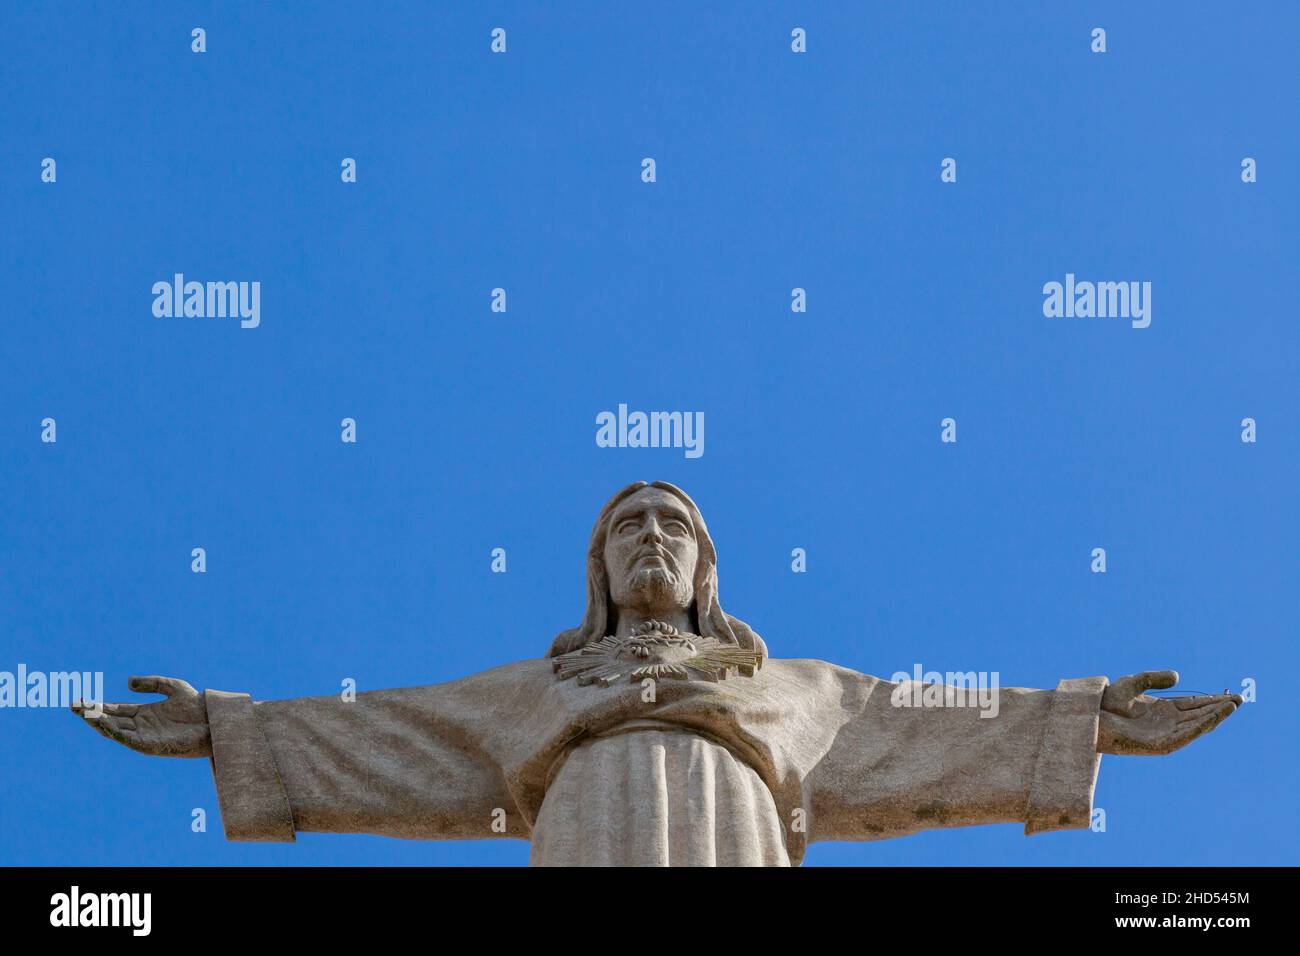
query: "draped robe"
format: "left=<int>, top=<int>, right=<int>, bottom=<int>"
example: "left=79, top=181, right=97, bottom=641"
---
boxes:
left=203, top=658, right=1108, bottom=866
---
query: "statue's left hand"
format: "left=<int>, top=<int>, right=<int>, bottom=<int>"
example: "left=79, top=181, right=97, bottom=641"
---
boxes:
left=1096, top=670, right=1242, bottom=756
left=71, top=676, right=211, bottom=758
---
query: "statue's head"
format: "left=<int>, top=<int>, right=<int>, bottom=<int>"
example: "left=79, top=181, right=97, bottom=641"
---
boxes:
left=548, top=481, right=767, bottom=663
left=602, top=484, right=699, bottom=619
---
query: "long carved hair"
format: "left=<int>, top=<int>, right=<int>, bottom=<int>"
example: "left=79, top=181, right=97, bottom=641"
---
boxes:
left=547, top=481, right=768, bottom=663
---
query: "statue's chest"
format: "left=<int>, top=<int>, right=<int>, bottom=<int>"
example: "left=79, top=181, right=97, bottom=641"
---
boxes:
left=551, top=623, right=763, bottom=688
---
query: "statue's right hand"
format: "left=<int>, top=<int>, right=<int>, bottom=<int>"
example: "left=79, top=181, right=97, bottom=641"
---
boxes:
left=71, top=676, right=212, bottom=758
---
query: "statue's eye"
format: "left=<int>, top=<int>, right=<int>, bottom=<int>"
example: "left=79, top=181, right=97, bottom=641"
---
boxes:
left=664, top=520, right=688, bottom=535
left=616, top=520, right=640, bottom=535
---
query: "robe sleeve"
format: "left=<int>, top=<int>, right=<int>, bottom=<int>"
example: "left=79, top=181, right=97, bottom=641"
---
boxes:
left=204, top=669, right=531, bottom=843
left=807, top=675, right=1108, bottom=844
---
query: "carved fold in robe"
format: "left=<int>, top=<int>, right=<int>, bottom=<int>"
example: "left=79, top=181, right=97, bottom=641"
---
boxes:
left=532, top=725, right=791, bottom=865
left=204, top=659, right=1107, bottom=866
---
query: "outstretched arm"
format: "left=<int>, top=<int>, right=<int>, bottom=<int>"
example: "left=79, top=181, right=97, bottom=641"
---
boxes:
left=74, top=670, right=531, bottom=843
left=806, top=670, right=1240, bottom=845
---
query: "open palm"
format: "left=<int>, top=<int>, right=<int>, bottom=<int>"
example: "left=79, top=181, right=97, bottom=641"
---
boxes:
left=72, top=675, right=211, bottom=758
left=1097, top=670, right=1241, bottom=756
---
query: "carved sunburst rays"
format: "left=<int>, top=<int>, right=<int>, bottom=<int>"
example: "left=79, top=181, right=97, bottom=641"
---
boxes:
left=552, top=627, right=762, bottom=687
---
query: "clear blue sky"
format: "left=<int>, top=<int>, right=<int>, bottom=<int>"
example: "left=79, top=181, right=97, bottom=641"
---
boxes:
left=1, top=2, right=1295, bottom=866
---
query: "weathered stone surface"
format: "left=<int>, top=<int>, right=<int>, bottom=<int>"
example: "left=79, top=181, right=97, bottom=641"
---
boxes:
left=75, top=481, right=1242, bottom=866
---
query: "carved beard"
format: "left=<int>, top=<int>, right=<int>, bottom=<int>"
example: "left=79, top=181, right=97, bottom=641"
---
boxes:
left=617, top=564, right=694, bottom=614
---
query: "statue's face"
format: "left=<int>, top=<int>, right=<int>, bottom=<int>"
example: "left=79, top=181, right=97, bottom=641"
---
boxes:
left=603, top=488, right=699, bottom=614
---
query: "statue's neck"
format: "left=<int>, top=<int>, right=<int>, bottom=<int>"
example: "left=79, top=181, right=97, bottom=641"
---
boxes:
left=612, top=607, right=694, bottom=639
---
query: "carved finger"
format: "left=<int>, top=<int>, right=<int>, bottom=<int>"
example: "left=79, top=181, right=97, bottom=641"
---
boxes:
left=1176, top=699, right=1237, bottom=727
left=1105, top=672, right=1170, bottom=715
left=1174, top=693, right=1240, bottom=711
left=102, top=702, right=139, bottom=718
left=1168, top=701, right=1237, bottom=750
left=71, top=697, right=111, bottom=720
left=1134, top=670, right=1179, bottom=693
left=1102, top=678, right=1137, bottom=715
left=1108, top=675, right=1140, bottom=699
left=78, top=711, right=116, bottom=740
left=128, top=675, right=195, bottom=699
left=83, top=713, right=128, bottom=743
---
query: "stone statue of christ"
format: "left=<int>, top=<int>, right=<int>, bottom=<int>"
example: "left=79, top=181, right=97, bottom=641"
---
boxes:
left=75, top=481, right=1242, bottom=866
